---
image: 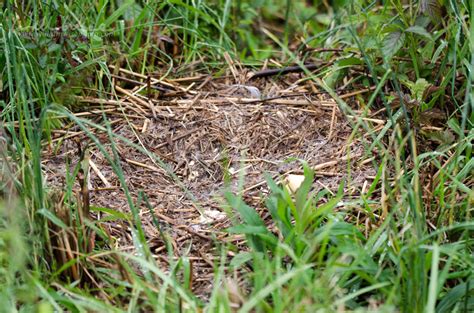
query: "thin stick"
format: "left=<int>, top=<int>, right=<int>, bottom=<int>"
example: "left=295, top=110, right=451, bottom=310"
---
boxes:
left=115, top=85, right=153, bottom=111
left=249, top=63, right=321, bottom=79
left=328, top=104, right=337, bottom=139
left=89, top=159, right=112, bottom=187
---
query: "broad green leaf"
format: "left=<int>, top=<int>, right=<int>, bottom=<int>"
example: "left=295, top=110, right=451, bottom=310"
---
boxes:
left=329, top=222, right=365, bottom=241
left=406, top=25, right=433, bottom=40
left=121, top=1, right=143, bottom=22
left=264, top=173, right=284, bottom=197
left=324, top=65, right=346, bottom=89
left=224, top=192, right=275, bottom=252
left=382, top=31, right=405, bottom=59
left=447, top=118, right=462, bottom=136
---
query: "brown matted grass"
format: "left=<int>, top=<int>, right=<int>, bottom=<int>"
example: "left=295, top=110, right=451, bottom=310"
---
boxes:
left=42, top=67, right=377, bottom=298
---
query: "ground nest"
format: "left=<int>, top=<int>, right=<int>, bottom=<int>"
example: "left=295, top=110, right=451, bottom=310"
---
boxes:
left=43, top=69, right=376, bottom=297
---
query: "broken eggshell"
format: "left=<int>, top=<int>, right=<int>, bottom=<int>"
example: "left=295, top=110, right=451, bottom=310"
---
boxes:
left=284, top=174, right=306, bottom=193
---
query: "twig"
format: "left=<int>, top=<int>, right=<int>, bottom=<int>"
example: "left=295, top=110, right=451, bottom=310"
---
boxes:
left=249, top=63, right=320, bottom=80
left=89, top=159, right=111, bottom=187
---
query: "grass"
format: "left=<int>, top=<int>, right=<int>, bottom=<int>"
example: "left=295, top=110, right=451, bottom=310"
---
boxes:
left=1, top=0, right=473, bottom=312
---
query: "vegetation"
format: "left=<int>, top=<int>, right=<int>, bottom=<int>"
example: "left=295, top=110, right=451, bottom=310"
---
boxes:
left=0, top=0, right=472, bottom=312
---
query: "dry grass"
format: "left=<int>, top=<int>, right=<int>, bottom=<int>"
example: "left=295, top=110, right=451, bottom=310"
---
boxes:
left=41, top=66, right=378, bottom=298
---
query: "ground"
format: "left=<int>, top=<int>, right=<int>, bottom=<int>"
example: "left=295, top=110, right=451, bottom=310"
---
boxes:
left=43, top=69, right=376, bottom=298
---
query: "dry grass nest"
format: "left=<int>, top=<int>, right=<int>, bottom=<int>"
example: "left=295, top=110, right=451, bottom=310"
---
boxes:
left=43, top=67, right=377, bottom=297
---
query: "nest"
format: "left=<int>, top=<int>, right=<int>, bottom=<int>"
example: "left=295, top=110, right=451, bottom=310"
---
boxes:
left=43, top=68, right=376, bottom=297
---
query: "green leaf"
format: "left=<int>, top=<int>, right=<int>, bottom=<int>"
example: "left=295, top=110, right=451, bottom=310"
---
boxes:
left=402, top=78, right=431, bottom=102
left=229, top=252, right=253, bottom=269
left=324, top=65, right=346, bottom=89
left=103, top=0, right=135, bottom=28
left=122, top=1, right=143, bottom=22
left=329, top=222, right=365, bottom=241
left=264, top=173, right=284, bottom=197
left=337, top=57, right=364, bottom=67
left=90, top=205, right=131, bottom=220
left=47, top=43, right=62, bottom=53
left=431, top=40, right=448, bottom=63
left=295, top=161, right=314, bottom=211
left=37, top=208, right=68, bottom=229
left=420, top=0, right=442, bottom=19
left=224, top=191, right=275, bottom=252
left=265, top=194, right=292, bottom=238
left=412, top=78, right=431, bottom=101
left=227, top=224, right=269, bottom=234
left=405, top=25, right=433, bottom=40
left=240, top=264, right=313, bottom=313
left=382, top=31, right=405, bottom=59
left=224, top=192, right=265, bottom=227
left=415, top=15, right=431, bottom=28
left=447, top=118, right=462, bottom=136
left=436, top=280, right=474, bottom=313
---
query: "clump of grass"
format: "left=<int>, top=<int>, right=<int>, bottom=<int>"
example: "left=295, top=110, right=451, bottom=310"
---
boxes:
left=222, top=159, right=473, bottom=311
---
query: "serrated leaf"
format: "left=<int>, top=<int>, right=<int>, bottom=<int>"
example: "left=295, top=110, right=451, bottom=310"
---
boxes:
left=420, top=0, right=442, bottom=19
left=412, top=78, right=431, bottom=101
left=382, top=31, right=405, bottom=59
left=406, top=25, right=433, bottom=40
